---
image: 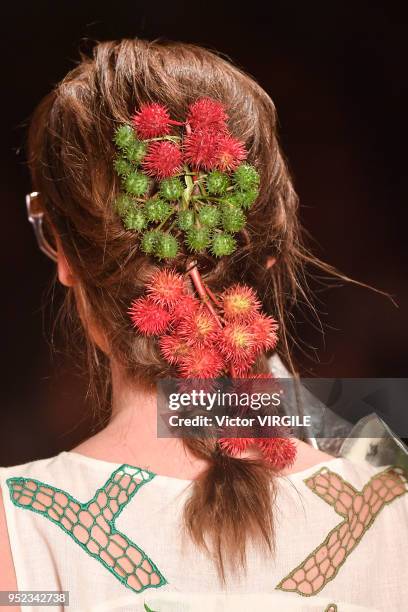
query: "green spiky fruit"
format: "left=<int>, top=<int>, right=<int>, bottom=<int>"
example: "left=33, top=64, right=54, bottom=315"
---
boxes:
left=126, top=140, right=147, bottom=164
left=160, top=177, right=184, bottom=201
left=141, top=230, right=159, bottom=254
left=177, top=209, right=195, bottom=231
left=186, top=227, right=211, bottom=252
left=114, top=194, right=134, bottom=217
left=206, top=171, right=230, bottom=195
left=123, top=208, right=146, bottom=231
left=124, top=171, right=150, bottom=197
left=155, top=233, right=179, bottom=259
left=198, top=205, right=220, bottom=228
left=114, top=125, right=136, bottom=150
left=144, top=198, right=172, bottom=223
left=233, top=164, right=260, bottom=190
left=211, top=232, right=237, bottom=257
left=222, top=193, right=242, bottom=207
left=234, top=187, right=259, bottom=209
left=221, top=204, right=246, bottom=232
left=114, top=157, right=133, bottom=177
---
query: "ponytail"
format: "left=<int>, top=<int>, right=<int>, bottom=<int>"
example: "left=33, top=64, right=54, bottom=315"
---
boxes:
left=183, top=437, right=276, bottom=581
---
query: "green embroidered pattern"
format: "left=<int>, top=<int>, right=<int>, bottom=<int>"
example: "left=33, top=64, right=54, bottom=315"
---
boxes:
left=324, top=605, right=338, bottom=612
left=277, top=466, right=407, bottom=597
left=7, top=465, right=167, bottom=594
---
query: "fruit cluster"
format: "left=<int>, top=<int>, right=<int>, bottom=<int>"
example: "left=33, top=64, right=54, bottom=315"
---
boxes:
left=128, top=269, right=278, bottom=378
left=113, top=98, right=260, bottom=260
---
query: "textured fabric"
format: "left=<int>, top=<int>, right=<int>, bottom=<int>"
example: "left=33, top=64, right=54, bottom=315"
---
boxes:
left=1, top=451, right=407, bottom=612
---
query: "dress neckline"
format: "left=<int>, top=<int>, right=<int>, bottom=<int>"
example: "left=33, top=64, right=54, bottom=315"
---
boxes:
left=61, top=450, right=344, bottom=484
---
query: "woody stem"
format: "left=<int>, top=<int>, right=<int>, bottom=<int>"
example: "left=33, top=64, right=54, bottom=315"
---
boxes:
left=187, top=264, right=223, bottom=328
left=205, top=284, right=222, bottom=307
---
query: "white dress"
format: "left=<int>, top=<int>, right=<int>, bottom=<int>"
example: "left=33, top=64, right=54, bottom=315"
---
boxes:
left=0, top=451, right=407, bottom=611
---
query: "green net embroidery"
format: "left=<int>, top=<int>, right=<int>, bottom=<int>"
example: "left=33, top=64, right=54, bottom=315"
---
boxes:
left=6, top=465, right=166, bottom=594
left=277, top=466, right=407, bottom=597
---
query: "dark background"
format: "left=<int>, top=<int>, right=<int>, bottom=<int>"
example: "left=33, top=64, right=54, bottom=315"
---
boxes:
left=1, top=2, right=407, bottom=466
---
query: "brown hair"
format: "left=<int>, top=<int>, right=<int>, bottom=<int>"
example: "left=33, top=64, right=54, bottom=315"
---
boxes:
left=27, top=38, right=326, bottom=579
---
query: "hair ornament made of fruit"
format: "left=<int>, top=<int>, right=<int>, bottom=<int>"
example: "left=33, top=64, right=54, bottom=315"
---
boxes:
left=113, top=97, right=260, bottom=260
left=113, top=98, right=296, bottom=469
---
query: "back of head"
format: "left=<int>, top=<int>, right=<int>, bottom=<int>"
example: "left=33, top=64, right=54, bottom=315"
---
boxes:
left=28, top=38, right=304, bottom=580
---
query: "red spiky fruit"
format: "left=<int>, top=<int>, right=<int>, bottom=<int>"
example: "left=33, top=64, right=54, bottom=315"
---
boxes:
left=159, top=334, right=190, bottom=365
left=142, top=141, right=183, bottom=178
left=221, top=284, right=261, bottom=322
left=170, top=294, right=200, bottom=323
left=219, top=437, right=252, bottom=456
left=178, top=346, right=225, bottom=378
left=133, top=103, right=172, bottom=139
left=147, top=269, right=186, bottom=308
left=187, top=98, right=228, bottom=131
left=128, top=296, right=171, bottom=335
left=250, top=314, right=279, bottom=351
left=178, top=306, right=219, bottom=347
left=218, top=321, right=257, bottom=362
left=183, top=129, right=221, bottom=170
left=216, top=133, right=247, bottom=171
left=230, top=360, right=256, bottom=378
left=257, top=437, right=297, bottom=470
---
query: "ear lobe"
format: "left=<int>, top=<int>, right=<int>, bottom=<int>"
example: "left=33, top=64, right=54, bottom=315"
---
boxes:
left=56, top=241, right=76, bottom=287
left=266, top=257, right=276, bottom=269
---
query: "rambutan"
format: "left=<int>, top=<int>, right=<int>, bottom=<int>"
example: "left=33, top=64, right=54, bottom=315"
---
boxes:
left=159, top=334, right=190, bottom=365
left=128, top=296, right=171, bottom=335
left=184, top=129, right=221, bottom=170
left=250, top=314, right=279, bottom=351
left=178, top=346, right=225, bottom=378
left=216, top=134, right=247, bottom=171
left=133, top=103, right=172, bottom=139
left=146, top=269, right=186, bottom=308
left=230, top=359, right=257, bottom=378
left=257, top=437, right=297, bottom=470
left=218, top=321, right=257, bottom=362
left=187, top=98, right=228, bottom=131
left=219, top=437, right=252, bottom=456
left=142, top=141, right=183, bottom=178
left=170, top=294, right=200, bottom=323
left=221, top=284, right=261, bottom=322
left=178, top=306, right=219, bottom=347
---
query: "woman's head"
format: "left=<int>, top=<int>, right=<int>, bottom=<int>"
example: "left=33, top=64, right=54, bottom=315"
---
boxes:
left=28, top=38, right=302, bottom=382
left=27, top=38, right=305, bottom=579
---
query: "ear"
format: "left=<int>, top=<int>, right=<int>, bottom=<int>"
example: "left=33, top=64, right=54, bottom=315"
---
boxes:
left=56, top=238, right=76, bottom=287
left=266, top=256, right=277, bottom=269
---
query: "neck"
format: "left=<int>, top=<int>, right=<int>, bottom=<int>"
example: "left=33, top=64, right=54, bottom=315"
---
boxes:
left=72, top=359, right=334, bottom=478
left=75, top=359, right=210, bottom=479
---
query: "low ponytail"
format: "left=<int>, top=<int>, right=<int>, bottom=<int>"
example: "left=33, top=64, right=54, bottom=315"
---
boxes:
left=183, top=438, right=276, bottom=581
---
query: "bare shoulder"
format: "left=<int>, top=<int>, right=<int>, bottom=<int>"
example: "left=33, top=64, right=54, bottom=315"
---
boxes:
left=0, top=485, right=18, bottom=592
left=282, top=439, right=335, bottom=476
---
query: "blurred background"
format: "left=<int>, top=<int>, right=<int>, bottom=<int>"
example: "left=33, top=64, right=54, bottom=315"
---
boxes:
left=1, top=1, right=407, bottom=466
